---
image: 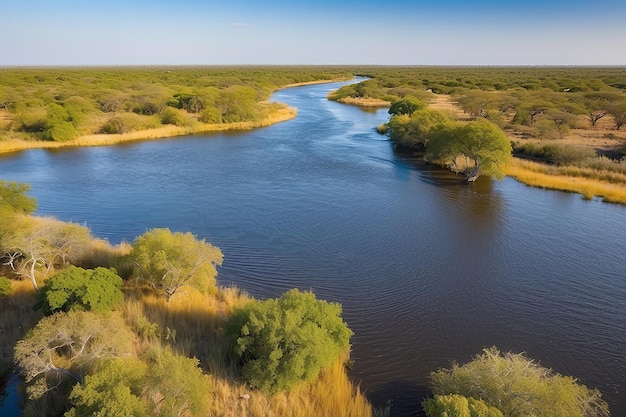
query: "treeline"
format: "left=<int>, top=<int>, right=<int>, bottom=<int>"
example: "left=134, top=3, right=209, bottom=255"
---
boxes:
left=0, top=66, right=354, bottom=142
left=0, top=181, right=611, bottom=416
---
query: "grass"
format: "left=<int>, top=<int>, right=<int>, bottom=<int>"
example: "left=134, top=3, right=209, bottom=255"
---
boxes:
left=504, top=157, right=626, bottom=204
left=0, top=107, right=297, bottom=155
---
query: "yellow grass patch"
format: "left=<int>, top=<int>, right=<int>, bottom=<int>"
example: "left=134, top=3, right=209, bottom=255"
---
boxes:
left=504, top=158, right=626, bottom=204
left=337, top=97, right=391, bottom=107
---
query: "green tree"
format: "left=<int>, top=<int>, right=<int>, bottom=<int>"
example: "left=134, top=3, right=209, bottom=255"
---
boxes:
left=130, top=228, right=223, bottom=301
left=430, top=347, right=609, bottom=417
left=427, top=119, right=511, bottom=181
left=36, top=266, right=124, bottom=315
left=388, top=108, right=451, bottom=151
left=0, top=276, right=11, bottom=296
left=65, top=358, right=148, bottom=417
left=0, top=181, right=37, bottom=214
left=609, top=99, right=626, bottom=130
left=423, top=394, right=503, bottom=417
left=388, top=96, right=426, bottom=116
left=226, top=289, right=353, bottom=394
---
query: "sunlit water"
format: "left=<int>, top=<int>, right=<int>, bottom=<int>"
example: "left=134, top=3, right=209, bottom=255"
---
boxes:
left=1, top=80, right=625, bottom=416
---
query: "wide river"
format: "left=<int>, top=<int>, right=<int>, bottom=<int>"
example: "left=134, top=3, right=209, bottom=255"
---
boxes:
left=1, top=80, right=625, bottom=416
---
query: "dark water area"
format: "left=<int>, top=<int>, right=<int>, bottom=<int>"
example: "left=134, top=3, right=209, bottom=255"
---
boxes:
left=1, top=79, right=625, bottom=416
left=0, top=372, right=21, bottom=416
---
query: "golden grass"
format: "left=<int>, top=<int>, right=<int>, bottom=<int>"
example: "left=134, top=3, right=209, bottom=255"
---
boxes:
left=504, top=158, right=626, bottom=204
left=121, top=286, right=377, bottom=417
left=0, top=107, right=297, bottom=155
left=336, top=97, right=392, bottom=107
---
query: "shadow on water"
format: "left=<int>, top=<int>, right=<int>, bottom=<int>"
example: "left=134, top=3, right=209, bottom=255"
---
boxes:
left=0, top=372, right=22, bottom=417
left=367, top=380, right=429, bottom=417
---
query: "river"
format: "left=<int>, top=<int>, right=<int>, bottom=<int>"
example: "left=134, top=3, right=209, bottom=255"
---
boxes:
left=1, top=80, right=625, bottom=416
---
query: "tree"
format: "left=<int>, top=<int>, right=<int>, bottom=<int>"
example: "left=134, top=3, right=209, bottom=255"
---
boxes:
left=0, top=276, right=11, bottom=296
left=65, top=358, right=148, bottom=417
left=0, top=181, right=37, bottom=214
left=14, top=311, right=133, bottom=402
left=225, top=289, right=353, bottom=394
left=2, top=216, right=92, bottom=291
left=35, top=266, right=124, bottom=315
left=583, top=92, right=620, bottom=127
left=609, top=99, right=626, bottom=130
left=427, top=119, right=511, bottom=181
left=129, top=228, right=223, bottom=301
left=423, top=394, right=503, bottom=417
left=387, top=108, right=451, bottom=151
left=430, top=347, right=609, bottom=417
left=388, top=96, right=426, bottom=116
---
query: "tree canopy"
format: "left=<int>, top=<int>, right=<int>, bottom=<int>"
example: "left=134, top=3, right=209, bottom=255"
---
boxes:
left=35, top=266, right=124, bottom=315
left=0, top=181, right=37, bottom=214
left=427, top=119, right=512, bottom=181
left=430, top=347, right=609, bottom=417
left=226, top=289, right=353, bottom=394
left=129, top=228, right=223, bottom=301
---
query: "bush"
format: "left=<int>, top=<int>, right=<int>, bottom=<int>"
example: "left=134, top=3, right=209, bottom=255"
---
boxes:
left=226, top=289, right=353, bottom=394
left=430, top=347, right=609, bottom=417
left=100, top=117, right=129, bottom=134
left=35, top=266, right=124, bottom=315
left=159, top=107, right=188, bottom=126
left=423, top=394, right=503, bottom=417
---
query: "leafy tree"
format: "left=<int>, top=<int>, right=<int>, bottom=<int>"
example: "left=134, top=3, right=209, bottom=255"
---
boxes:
left=431, top=347, right=609, bottom=417
left=388, top=108, right=451, bottom=151
left=130, top=228, right=223, bottom=301
left=36, top=266, right=124, bottom=315
left=159, top=107, right=188, bottom=126
left=388, top=96, right=426, bottom=116
left=583, top=92, right=620, bottom=126
left=226, top=289, right=353, bottom=394
left=428, top=119, right=511, bottom=181
left=14, top=311, right=134, bottom=402
left=423, top=394, right=503, bottom=417
left=609, top=99, right=626, bottom=130
left=0, top=180, right=37, bottom=214
left=65, top=358, right=148, bottom=417
left=143, top=347, right=211, bottom=417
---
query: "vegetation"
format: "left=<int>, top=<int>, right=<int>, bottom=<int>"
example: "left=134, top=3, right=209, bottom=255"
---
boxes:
left=35, top=266, right=124, bottom=315
left=0, top=181, right=37, bottom=214
left=226, top=289, right=353, bottom=394
left=129, top=228, right=223, bottom=301
left=428, top=347, right=609, bottom=417
left=423, top=394, right=503, bottom=417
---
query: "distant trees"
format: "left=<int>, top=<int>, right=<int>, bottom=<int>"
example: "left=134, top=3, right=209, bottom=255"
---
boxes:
left=388, top=96, right=426, bottom=116
left=129, top=228, right=223, bottom=301
left=226, top=289, right=353, bottom=394
left=428, top=347, right=609, bottom=417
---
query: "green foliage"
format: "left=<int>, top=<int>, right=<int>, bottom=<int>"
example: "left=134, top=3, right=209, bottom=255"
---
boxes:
left=423, top=394, right=503, bottom=417
left=130, top=228, right=223, bottom=300
left=388, top=108, right=452, bottom=150
left=0, top=180, right=37, bottom=214
left=388, top=96, right=426, bottom=116
left=36, top=266, right=124, bottom=315
left=65, top=358, right=148, bottom=417
left=142, top=347, right=211, bottom=417
left=430, top=347, right=609, bottom=417
left=159, top=107, right=188, bottom=126
left=428, top=119, right=511, bottom=181
left=226, top=289, right=353, bottom=394
left=0, top=276, right=11, bottom=296
left=100, top=116, right=129, bottom=134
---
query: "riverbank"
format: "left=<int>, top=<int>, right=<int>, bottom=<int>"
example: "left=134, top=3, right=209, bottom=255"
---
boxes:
left=0, top=107, right=297, bottom=155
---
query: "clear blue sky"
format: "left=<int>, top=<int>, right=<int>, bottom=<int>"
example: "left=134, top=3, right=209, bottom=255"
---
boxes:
left=3, top=0, right=626, bottom=66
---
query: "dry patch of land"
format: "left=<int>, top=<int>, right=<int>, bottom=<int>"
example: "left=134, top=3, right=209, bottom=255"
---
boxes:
left=336, top=97, right=392, bottom=107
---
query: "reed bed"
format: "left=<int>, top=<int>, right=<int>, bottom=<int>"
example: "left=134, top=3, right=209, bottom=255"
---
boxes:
left=504, top=158, right=626, bottom=204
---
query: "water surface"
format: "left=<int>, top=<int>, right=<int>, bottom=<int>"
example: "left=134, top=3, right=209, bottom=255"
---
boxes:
left=1, top=80, right=625, bottom=416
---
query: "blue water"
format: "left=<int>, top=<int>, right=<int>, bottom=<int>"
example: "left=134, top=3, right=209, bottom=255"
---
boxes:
left=1, top=80, right=625, bottom=416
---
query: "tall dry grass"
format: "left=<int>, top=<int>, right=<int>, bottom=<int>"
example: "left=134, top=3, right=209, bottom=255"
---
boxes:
left=504, top=158, right=626, bottom=204
left=122, top=286, right=379, bottom=417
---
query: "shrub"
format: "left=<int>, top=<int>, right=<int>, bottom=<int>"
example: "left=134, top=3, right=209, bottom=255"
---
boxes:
left=159, top=107, right=188, bottom=126
left=100, top=117, right=128, bottom=134
left=423, top=394, right=503, bottom=417
left=35, top=266, right=124, bottom=315
left=430, top=347, right=609, bottom=417
left=226, top=289, right=353, bottom=394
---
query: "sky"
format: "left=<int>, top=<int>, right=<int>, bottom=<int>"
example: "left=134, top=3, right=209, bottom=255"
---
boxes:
left=2, top=0, right=626, bottom=66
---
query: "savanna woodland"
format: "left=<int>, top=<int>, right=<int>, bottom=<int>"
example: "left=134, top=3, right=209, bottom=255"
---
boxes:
left=1, top=66, right=623, bottom=416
